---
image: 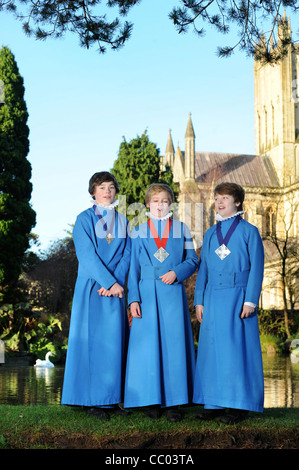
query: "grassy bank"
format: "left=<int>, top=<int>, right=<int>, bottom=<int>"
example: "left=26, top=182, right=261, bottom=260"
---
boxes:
left=0, top=405, right=298, bottom=450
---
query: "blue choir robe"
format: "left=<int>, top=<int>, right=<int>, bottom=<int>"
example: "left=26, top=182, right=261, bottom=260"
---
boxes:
left=61, top=204, right=131, bottom=406
left=193, top=216, right=264, bottom=412
left=124, top=217, right=199, bottom=409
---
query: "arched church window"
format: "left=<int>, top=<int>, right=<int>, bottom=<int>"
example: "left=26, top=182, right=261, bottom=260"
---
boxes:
left=265, top=207, right=276, bottom=237
left=209, top=205, right=215, bottom=227
left=257, top=112, right=261, bottom=153
left=271, top=103, right=275, bottom=144
left=264, top=107, right=268, bottom=149
left=243, top=204, right=249, bottom=221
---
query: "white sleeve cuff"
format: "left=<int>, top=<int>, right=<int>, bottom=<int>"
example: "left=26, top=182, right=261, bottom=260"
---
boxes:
left=244, top=301, right=256, bottom=308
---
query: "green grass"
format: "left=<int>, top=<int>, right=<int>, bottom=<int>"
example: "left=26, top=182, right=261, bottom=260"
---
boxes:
left=0, top=405, right=298, bottom=449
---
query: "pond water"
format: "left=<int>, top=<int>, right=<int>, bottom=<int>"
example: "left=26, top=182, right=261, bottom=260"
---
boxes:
left=0, top=366, right=65, bottom=405
left=0, top=355, right=298, bottom=407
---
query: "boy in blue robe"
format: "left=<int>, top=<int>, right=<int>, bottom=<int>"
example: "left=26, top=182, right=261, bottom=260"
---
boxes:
left=61, top=172, right=131, bottom=419
left=193, top=182, right=264, bottom=424
left=124, top=183, right=199, bottom=422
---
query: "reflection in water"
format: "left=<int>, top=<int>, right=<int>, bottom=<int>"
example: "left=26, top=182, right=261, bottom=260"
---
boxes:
left=0, top=366, right=64, bottom=405
left=0, top=356, right=298, bottom=407
left=263, top=355, right=299, bottom=408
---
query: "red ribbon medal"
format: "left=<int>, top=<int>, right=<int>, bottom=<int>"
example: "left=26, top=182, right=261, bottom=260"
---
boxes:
left=148, top=218, right=172, bottom=262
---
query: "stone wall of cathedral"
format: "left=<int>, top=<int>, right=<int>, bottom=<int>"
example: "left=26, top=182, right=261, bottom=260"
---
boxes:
left=161, top=18, right=299, bottom=312
left=254, top=19, right=299, bottom=186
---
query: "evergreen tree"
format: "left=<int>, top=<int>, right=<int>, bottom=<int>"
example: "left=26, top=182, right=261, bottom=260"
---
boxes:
left=0, top=1, right=295, bottom=62
left=0, top=46, right=36, bottom=302
left=111, top=131, right=178, bottom=219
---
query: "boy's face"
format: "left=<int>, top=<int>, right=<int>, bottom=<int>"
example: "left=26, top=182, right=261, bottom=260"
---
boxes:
left=147, top=190, right=171, bottom=218
left=93, top=181, right=116, bottom=206
left=214, top=193, right=240, bottom=219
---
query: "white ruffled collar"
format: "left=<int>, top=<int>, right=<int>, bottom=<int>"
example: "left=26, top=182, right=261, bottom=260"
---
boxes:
left=216, top=210, right=244, bottom=222
left=91, top=199, right=119, bottom=210
left=146, top=211, right=173, bottom=221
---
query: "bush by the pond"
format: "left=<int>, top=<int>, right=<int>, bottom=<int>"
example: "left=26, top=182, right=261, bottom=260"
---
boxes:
left=0, top=303, right=66, bottom=363
left=1, top=302, right=298, bottom=362
left=260, top=334, right=284, bottom=355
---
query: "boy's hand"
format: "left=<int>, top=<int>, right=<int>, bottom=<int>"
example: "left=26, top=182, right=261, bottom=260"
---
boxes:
left=240, top=304, right=255, bottom=318
left=195, top=305, right=204, bottom=323
left=109, top=282, right=124, bottom=298
left=97, top=282, right=124, bottom=298
left=98, top=287, right=110, bottom=296
left=160, top=270, right=177, bottom=285
left=130, top=301, right=142, bottom=318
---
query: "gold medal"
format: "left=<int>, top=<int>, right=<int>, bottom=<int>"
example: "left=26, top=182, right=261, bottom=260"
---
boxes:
left=105, top=233, right=114, bottom=244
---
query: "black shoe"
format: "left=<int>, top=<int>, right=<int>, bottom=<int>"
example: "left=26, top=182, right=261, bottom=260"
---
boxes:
left=219, top=409, right=248, bottom=424
left=166, top=407, right=183, bottom=422
left=195, top=408, right=225, bottom=420
left=85, top=407, right=110, bottom=420
left=113, top=404, right=132, bottom=416
left=144, top=406, right=162, bottom=419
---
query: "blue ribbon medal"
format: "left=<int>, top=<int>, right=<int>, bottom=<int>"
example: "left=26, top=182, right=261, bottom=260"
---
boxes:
left=93, top=205, right=115, bottom=244
left=215, top=215, right=241, bottom=260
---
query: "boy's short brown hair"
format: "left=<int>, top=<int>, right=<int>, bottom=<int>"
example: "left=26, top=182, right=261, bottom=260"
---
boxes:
left=89, top=171, right=120, bottom=198
left=214, top=182, right=245, bottom=210
left=145, top=183, right=174, bottom=206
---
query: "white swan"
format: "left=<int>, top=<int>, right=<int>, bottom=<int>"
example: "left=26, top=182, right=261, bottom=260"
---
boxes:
left=34, top=351, right=55, bottom=368
left=290, top=339, right=299, bottom=364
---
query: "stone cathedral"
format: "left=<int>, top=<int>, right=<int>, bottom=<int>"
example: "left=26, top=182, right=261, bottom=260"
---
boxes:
left=161, top=15, right=299, bottom=311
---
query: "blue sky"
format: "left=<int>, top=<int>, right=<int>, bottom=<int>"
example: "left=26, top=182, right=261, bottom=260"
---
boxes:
left=1, top=0, right=259, bottom=251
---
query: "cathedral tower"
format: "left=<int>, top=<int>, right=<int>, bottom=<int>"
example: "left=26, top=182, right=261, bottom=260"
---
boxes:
left=165, top=129, right=175, bottom=168
left=254, top=13, right=299, bottom=186
left=184, top=112, right=195, bottom=180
